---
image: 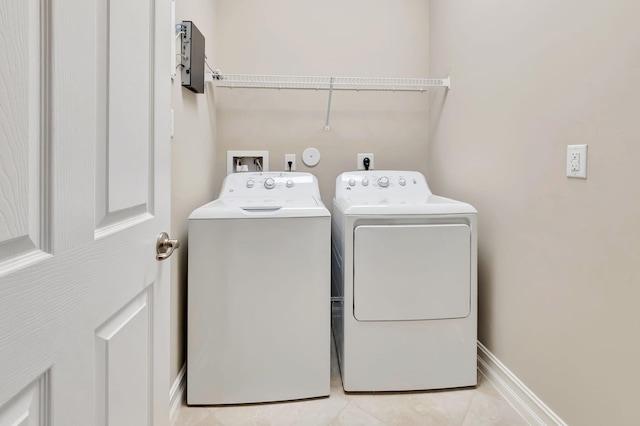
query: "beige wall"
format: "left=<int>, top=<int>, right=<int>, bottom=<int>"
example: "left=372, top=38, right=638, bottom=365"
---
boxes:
left=429, top=1, right=640, bottom=425
left=170, top=1, right=218, bottom=382
left=213, top=0, right=430, bottom=204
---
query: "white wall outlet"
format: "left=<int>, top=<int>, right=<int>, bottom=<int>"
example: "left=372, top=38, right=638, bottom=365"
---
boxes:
left=357, top=153, right=374, bottom=170
left=227, top=150, right=269, bottom=174
left=284, top=154, right=296, bottom=171
left=567, top=145, right=587, bottom=178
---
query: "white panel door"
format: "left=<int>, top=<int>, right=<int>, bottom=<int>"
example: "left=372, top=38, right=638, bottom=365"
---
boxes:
left=0, top=0, right=171, bottom=424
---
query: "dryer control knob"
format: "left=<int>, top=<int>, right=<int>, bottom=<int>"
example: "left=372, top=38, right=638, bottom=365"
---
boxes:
left=286, top=179, right=294, bottom=188
left=362, top=178, right=369, bottom=186
left=399, top=178, right=406, bottom=186
left=377, top=176, right=390, bottom=188
left=264, top=177, right=276, bottom=189
left=246, top=180, right=255, bottom=188
left=348, top=178, right=356, bottom=187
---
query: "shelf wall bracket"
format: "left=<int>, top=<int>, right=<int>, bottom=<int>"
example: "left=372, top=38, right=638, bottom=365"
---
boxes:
left=325, top=77, right=334, bottom=131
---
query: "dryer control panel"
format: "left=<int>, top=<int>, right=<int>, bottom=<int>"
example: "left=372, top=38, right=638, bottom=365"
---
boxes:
left=219, top=172, right=322, bottom=199
left=335, top=171, right=432, bottom=203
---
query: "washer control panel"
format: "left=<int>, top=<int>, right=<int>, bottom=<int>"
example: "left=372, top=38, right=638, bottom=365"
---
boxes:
left=221, top=172, right=321, bottom=198
left=335, top=171, right=431, bottom=201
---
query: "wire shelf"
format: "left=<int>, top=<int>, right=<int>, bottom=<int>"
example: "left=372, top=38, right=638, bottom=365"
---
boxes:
left=204, top=70, right=450, bottom=130
left=208, top=72, right=450, bottom=91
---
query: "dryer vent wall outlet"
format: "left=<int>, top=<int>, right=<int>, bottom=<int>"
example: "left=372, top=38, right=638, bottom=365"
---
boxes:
left=357, top=153, right=374, bottom=170
left=227, top=150, right=269, bottom=174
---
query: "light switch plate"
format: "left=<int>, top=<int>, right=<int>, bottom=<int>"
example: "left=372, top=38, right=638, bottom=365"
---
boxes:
left=567, top=145, right=587, bottom=178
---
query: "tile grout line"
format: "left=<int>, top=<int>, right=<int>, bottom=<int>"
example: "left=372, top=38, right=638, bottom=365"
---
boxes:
left=459, top=387, right=480, bottom=426
left=346, top=398, right=393, bottom=426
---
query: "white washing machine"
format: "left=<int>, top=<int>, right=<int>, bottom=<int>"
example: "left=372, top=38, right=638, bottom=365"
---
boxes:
left=187, top=172, right=330, bottom=405
left=331, top=171, right=477, bottom=392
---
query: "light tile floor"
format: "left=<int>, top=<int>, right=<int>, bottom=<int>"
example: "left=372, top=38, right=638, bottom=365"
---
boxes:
left=174, top=340, right=528, bottom=426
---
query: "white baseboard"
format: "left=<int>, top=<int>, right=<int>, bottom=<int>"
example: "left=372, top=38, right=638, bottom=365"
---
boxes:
left=169, top=363, right=186, bottom=424
left=170, top=345, right=565, bottom=425
left=477, top=342, right=567, bottom=426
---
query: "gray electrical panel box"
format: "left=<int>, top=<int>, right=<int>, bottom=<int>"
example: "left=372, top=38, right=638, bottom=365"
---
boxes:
left=181, top=21, right=205, bottom=94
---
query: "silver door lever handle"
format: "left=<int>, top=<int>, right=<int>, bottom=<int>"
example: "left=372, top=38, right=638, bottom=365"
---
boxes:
left=156, top=232, right=180, bottom=261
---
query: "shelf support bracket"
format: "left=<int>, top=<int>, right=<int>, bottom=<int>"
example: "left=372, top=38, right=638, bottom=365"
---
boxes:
left=325, top=77, right=334, bottom=130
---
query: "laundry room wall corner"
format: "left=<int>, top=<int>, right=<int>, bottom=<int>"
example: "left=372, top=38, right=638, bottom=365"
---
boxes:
left=170, top=0, right=219, bottom=388
left=428, top=1, right=640, bottom=425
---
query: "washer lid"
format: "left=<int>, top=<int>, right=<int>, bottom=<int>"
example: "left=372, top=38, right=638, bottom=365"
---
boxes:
left=189, top=196, right=330, bottom=219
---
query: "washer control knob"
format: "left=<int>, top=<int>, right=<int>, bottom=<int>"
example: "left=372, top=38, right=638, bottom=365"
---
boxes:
left=246, top=180, right=255, bottom=188
left=348, top=178, right=356, bottom=187
left=399, top=178, right=406, bottom=186
left=286, top=179, right=294, bottom=188
left=264, top=177, right=276, bottom=189
left=377, top=176, right=390, bottom=188
left=362, top=178, right=369, bottom=186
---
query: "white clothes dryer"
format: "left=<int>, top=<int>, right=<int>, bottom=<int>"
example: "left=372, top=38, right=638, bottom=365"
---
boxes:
left=331, top=171, right=477, bottom=392
left=187, top=172, right=330, bottom=405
